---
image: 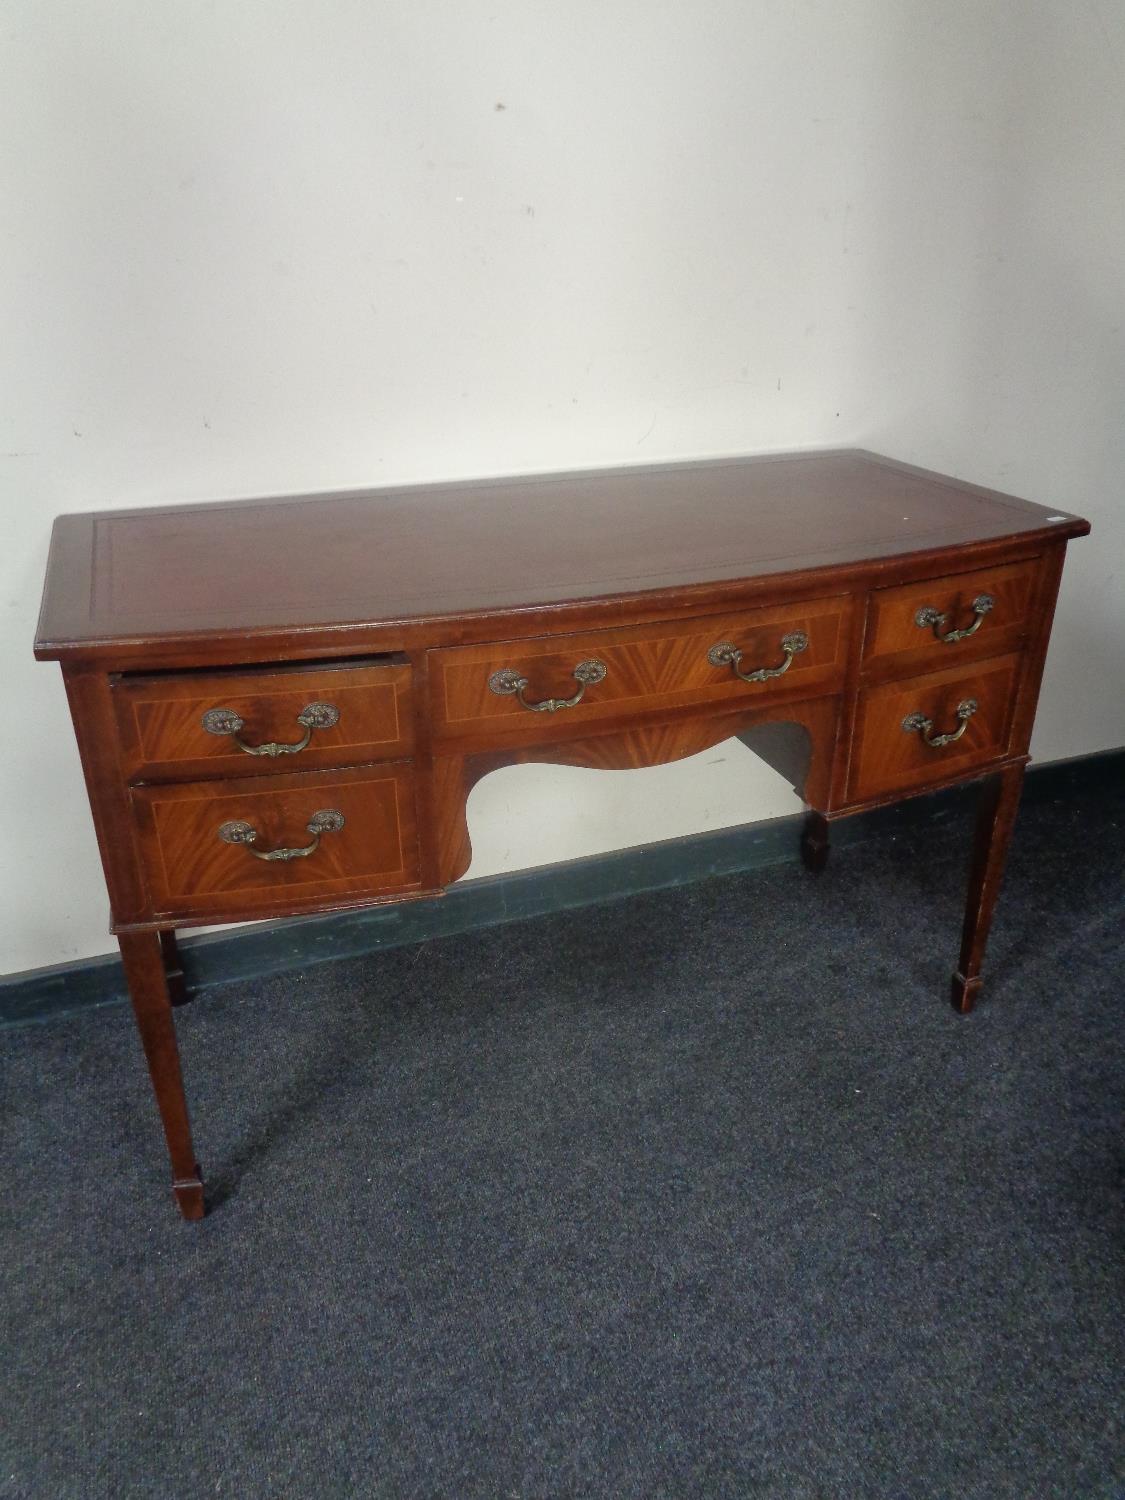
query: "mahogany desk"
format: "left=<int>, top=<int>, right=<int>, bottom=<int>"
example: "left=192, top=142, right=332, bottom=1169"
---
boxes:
left=35, top=450, right=1090, bottom=1220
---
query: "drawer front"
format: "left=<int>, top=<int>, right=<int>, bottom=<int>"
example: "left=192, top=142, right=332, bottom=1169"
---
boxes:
left=132, top=763, right=419, bottom=920
left=431, top=597, right=851, bottom=745
left=115, top=659, right=412, bottom=779
left=864, top=557, right=1041, bottom=674
left=848, top=653, right=1022, bottom=803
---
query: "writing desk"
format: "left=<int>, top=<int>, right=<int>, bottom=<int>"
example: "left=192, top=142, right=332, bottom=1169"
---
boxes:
left=35, top=450, right=1090, bottom=1220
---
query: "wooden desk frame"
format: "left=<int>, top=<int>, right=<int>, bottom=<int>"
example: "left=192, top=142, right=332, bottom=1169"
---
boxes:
left=35, top=450, right=1090, bottom=1219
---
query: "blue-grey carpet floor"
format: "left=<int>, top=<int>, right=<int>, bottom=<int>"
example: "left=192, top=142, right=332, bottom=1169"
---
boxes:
left=3, top=782, right=1123, bottom=1498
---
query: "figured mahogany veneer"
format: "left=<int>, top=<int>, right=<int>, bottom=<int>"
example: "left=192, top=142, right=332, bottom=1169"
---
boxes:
left=863, top=557, right=1041, bottom=676
left=114, top=657, right=412, bottom=780
left=34, top=449, right=1089, bottom=1221
left=431, top=597, right=850, bottom=748
left=132, top=762, right=419, bottom=922
left=849, top=653, right=1022, bottom=803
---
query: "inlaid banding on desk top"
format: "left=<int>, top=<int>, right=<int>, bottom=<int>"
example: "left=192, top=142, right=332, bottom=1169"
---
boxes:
left=36, top=451, right=1087, bottom=651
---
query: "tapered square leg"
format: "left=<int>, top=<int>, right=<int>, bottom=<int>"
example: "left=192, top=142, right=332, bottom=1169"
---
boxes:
left=801, top=810, right=830, bottom=873
left=951, top=763, right=1026, bottom=1014
left=119, top=930, right=205, bottom=1219
left=172, top=1175, right=206, bottom=1219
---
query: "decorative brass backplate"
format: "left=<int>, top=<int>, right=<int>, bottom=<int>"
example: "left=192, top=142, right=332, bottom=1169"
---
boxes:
left=488, top=659, right=607, bottom=713
left=914, top=594, right=995, bottom=644
left=707, top=630, right=808, bottom=683
left=902, top=698, right=978, bottom=748
left=217, top=808, right=345, bottom=862
left=202, top=701, right=340, bottom=756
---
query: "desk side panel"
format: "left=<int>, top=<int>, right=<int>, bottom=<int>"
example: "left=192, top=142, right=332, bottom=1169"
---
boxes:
left=62, top=667, right=151, bottom=926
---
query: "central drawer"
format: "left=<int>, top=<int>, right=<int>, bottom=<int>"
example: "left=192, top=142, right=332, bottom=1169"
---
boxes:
left=429, top=597, right=851, bottom=746
left=131, top=762, right=420, bottom=922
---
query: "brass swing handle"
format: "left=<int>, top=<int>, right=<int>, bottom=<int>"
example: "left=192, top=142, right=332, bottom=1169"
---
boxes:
left=217, top=809, right=345, bottom=862
left=488, top=659, right=607, bottom=713
left=915, top=594, right=994, bottom=644
left=201, top=701, right=340, bottom=757
left=708, top=630, right=808, bottom=683
left=902, top=699, right=978, bottom=748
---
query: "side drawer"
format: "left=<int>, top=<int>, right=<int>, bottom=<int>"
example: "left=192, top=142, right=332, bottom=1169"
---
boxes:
left=848, top=653, right=1022, bottom=804
left=863, top=557, right=1041, bottom=676
left=131, top=762, right=419, bottom=921
left=430, top=597, right=851, bottom=746
left=114, top=658, right=412, bottom=780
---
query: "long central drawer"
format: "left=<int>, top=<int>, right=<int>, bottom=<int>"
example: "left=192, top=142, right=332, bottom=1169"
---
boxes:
left=429, top=597, right=851, bottom=746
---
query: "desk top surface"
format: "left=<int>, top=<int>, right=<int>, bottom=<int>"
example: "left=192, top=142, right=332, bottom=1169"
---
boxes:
left=36, top=449, right=1088, bottom=658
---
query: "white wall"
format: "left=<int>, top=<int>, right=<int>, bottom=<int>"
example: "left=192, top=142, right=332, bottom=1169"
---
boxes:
left=2, top=0, right=1123, bottom=975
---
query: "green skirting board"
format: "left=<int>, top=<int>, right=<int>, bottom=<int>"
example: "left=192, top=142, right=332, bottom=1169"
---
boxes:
left=2, top=748, right=1119, bottom=1029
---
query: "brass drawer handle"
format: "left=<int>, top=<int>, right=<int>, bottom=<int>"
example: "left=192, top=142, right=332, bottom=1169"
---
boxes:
left=488, top=659, right=607, bottom=713
left=217, top=808, right=345, bottom=862
left=915, top=594, right=994, bottom=644
left=902, top=698, right=978, bottom=748
left=708, top=630, right=808, bottom=683
left=201, top=701, right=340, bottom=757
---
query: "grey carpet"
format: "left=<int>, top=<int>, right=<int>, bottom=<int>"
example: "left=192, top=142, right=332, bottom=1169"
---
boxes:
left=2, top=783, right=1123, bottom=1499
